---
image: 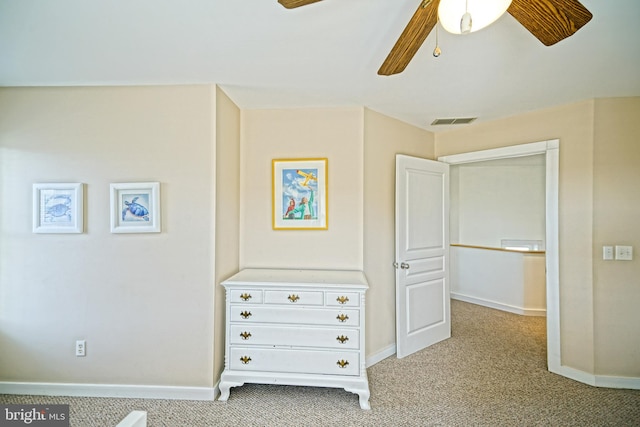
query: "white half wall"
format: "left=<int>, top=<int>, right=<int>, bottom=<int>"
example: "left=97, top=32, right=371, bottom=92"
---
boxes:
left=451, top=246, right=546, bottom=316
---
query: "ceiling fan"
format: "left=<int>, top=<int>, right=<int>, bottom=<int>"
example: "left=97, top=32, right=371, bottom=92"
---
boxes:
left=277, top=0, right=592, bottom=75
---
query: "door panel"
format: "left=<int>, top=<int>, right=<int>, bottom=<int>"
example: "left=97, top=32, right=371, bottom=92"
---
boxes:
left=407, top=279, right=445, bottom=333
left=406, top=256, right=444, bottom=276
left=396, top=154, right=450, bottom=358
left=406, top=171, right=444, bottom=249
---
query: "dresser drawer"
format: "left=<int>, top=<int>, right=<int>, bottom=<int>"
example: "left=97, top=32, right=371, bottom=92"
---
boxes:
left=326, top=292, right=360, bottom=307
left=230, top=306, right=360, bottom=326
left=230, top=324, right=360, bottom=349
left=229, top=290, right=263, bottom=304
left=264, top=290, right=323, bottom=306
left=230, top=347, right=360, bottom=376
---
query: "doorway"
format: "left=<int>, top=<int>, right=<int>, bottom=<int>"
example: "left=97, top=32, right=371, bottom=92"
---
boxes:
left=438, top=140, right=560, bottom=372
left=449, top=153, right=546, bottom=316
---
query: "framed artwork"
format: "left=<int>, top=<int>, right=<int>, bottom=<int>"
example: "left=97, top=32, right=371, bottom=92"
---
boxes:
left=272, top=158, right=328, bottom=230
left=110, top=182, right=161, bottom=233
left=33, top=183, right=84, bottom=233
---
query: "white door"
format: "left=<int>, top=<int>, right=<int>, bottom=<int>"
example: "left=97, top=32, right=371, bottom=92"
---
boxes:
left=395, top=154, right=450, bottom=358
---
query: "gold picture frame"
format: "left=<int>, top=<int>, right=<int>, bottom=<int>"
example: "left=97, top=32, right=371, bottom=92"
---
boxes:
left=272, top=158, right=328, bottom=230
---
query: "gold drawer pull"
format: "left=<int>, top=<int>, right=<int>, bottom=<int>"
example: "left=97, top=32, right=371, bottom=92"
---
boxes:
left=336, top=359, right=349, bottom=368
left=240, top=311, right=252, bottom=319
left=240, top=356, right=252, bottom=364
left=336, top=314, right=349, bottom=322
left=240, top=293, right=252, bottom=301
left=288, top=294, right=300, bottom=303
left=336, top=296, right=350, bottom=304
left=240, top=331, right=252, bottom=340
left=336, top=335, right=349, bottom=344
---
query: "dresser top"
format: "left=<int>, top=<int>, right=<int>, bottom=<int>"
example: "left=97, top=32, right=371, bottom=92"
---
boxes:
left=222, top=268, right=368, bottom=289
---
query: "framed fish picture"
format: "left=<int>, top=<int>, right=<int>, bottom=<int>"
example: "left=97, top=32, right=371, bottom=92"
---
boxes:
left=110, top=182, right=161, bottom=233
left=272, top=158, right=328, bottom=230
left=33, top=183, right=84, bottom=233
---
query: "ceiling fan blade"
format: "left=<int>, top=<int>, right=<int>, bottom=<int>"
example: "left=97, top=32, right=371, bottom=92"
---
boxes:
left=378, top=0, right=440, bottom=76
left=278, top=0, right=322, bottom=8
left=508, top=0, right=592, bottom=46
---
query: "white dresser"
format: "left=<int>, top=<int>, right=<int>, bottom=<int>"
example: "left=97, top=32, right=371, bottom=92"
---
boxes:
left=218, top=268, right=370, bottom=409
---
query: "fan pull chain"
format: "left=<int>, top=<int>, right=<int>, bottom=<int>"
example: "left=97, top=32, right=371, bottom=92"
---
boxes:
left=433, top=18, right=442, bottom=57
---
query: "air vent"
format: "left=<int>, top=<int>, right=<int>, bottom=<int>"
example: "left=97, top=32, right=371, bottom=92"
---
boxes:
left=431, top=117, right=477, bottom=126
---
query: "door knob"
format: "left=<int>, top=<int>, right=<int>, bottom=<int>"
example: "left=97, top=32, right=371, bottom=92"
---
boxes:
left=400, top=262, right=410, bottom=269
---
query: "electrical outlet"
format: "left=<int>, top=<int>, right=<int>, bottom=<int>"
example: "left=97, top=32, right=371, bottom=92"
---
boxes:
left=603, top=246, right=614, bottom=260
left=615, top=245, right=633, bottom=261
left=75, top=340, right=86, bottom=357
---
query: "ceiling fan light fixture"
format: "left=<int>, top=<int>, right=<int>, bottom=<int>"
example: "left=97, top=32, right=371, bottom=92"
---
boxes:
left=460, top=11, right=472, bottom=34
left=438, top=0, right=512, bottom=35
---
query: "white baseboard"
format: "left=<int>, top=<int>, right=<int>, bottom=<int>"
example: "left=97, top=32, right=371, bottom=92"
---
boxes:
left=366, top=344, right=396, bottom=367
left=550, top=365, right=640, bottom=390
left=595, top=374, right=640, bottom=389
left=451, top=292, right=546, bottom=317
left=2, top=363, right=635, bottom=403
left=0, top=382, right=216, bottom=400
left=550, top=364, right=596, bottom=386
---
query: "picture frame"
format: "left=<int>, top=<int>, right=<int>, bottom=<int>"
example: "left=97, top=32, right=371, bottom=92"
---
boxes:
left=110, top=182, right=161, bottom=233
left=272, top=158, right=328, bottom=230
left=33, top=183, right=84, bottom=233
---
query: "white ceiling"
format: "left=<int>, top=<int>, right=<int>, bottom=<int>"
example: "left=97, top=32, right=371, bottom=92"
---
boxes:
left=1, top=0, right=639, bottom=131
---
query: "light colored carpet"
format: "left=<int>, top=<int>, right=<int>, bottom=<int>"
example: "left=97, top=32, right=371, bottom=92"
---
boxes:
left=2, top=300, right=639, bottom=426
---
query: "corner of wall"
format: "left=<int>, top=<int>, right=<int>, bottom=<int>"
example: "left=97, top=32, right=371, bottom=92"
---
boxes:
left=213, top=85, right=242, bottom=385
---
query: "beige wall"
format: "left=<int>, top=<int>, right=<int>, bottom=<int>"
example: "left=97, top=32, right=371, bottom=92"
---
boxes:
left=592, top=97, right=640, bottom=377
left=213, top=87, right=241, bottom=382
left=363, top=108, right=434, bottom=355
left=2, top=85, right=635, bottom=390
left=0, top=94, right=434, bottom=390
left=238, top=107, right=434, bottom=358
left=239, top=107, right=364, bottom=270
left=0, top=86, right=217, bottom=386
left=436, top=98, right=640, bottom=378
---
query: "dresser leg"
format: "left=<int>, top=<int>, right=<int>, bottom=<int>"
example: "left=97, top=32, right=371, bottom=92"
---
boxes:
left=344, top=384, right=371, bottom=410
left=218, top=382, right=231, bottom=401
left=218, top=376, right=245, bottom=402
left=357, top=390, right=371, bottom=410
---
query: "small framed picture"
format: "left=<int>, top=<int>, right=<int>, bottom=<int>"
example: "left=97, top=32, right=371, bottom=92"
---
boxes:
left=33, top=183, right=84, bottom=233
left=110, top=182, right=161, bottom=233
left=272, top=158, right=328, bottom=230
